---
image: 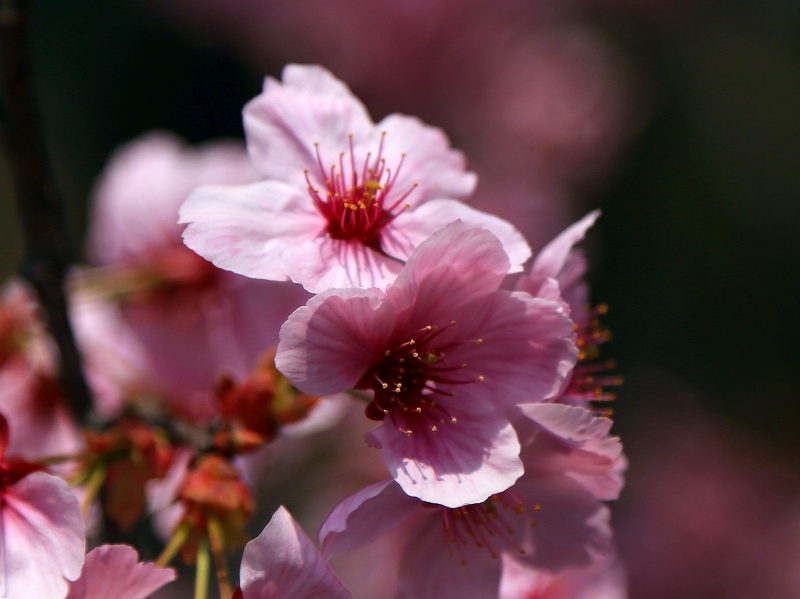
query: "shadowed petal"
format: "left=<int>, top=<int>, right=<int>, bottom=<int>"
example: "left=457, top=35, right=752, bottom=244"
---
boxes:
left=240, top=506, right=352, bottom=599
left=276, top=289, right=394, bottom=396
left=319, top=480, right=419, bottom=557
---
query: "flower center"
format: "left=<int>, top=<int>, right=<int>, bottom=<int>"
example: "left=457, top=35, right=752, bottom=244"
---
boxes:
left=304, top=133, right=417, bottom=248
left=439, top=491, right=540, bottom=564
left=360, top=321, right=484, bottom=435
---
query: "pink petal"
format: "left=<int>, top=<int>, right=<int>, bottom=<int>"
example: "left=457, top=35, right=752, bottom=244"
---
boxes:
left=385, top=222, right=512, bottom=320
left=513, top=474, right=613, bottom=570
left=439, top=291, right=577, bottom=406
left=365, top=113, right=477, bottom=206
left=396, top=511, right=504, bottom=599
left=240, top=506, right=352, bottom=599
left=517, top=404, right=625, bottom=500
left=0, top=472, right=85, bottom=599
left=88, top=132, right=258, bottom=266
left=282, top=237, right=405, bottom=293
left=319, top=480, right=419, bottom=557
left=276, top=288, right=395, bottom=396
left=365, top=401, right=523, bottom=507
left=530, top=210, right=600, bottom=279
left=387, top=199, right=531, bottom=272
left=244, top=65, right=373, bottom=187
left=179, top=181, right=322, bottom=281
left=65, top=545, right=175, bottom=599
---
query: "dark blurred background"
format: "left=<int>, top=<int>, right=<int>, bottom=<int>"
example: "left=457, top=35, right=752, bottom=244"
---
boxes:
left=1, top=1, right=800, bottom=597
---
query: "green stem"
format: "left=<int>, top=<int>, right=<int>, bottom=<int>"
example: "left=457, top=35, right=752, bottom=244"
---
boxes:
left=207, top=515, right=232, bottom=599
left=80, top=464, right=106, bottom=519
left=156, top=520, right=192, bottom=568
left=194, top=535, right=210, bottom=599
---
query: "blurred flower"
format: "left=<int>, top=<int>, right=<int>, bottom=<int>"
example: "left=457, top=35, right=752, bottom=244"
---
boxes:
left=82, top=131, right=310, bottom=423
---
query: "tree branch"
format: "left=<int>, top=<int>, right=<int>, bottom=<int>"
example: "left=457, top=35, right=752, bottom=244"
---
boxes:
left=0, top=0, right=93, bottom=420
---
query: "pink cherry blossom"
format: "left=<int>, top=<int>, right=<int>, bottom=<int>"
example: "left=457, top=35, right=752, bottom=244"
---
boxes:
left=516, top=210, right=600, bottom=315
left=318, top=403, right=621, bottom=599
left=179, top=63, right=531, bottom=293
left=238, top=505, right=351, bottom=599
left=84, top=132, right=310, bottom=423
left=0, top=414, right=85, bottom=599
left=65, top=545, right=175, bottom=599
left=277, top=222, right=576, bottom=506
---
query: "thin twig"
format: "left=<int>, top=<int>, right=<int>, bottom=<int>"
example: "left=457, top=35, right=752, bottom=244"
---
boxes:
left=0, top=0, right=93, bottom=420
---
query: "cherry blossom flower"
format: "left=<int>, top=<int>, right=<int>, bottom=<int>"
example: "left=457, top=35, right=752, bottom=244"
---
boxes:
left=65, top=544, right=175, bottom=599
left=318, top=403, right=622, bottom=599
left=236, top=505, right=351, bottom=599
left=276, top=222, right=576, bottom=506
left=516, top=211, right=622, bottom=413
left=83, top=131, right=310, bottom=423
left=0, top=414, right=85, bottom=599
left=179, top=63, right=531, bottom=293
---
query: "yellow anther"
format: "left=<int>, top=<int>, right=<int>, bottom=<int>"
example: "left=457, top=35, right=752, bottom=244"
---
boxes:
left=382, top=383, right=388, bottom=389
left=478, top=375, right=485, bottom=382
left=415, top=407, right=422, bottom=413
left=409, top=339, right=415, bottom=345
left=476, top=339, right=483, bottom=345
left=385, top=350, right=391, bottom=356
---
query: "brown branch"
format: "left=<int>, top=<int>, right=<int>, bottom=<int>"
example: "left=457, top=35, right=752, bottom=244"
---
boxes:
left=0, top=0, right=93, bottom=420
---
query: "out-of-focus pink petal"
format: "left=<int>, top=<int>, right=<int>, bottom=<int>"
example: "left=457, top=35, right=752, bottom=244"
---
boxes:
left=387, top=199, right=531, bottom=272
left=367, top=113, right=477, bottom=206
left=396, top=511, right=504, bottom=599
left=180, top=181, right=322, bottom=281
left=528, top=209, right=599, bottom=284
left=0, top=472, right=85, bottom=599
left=518, top=404, right=624, bottom=501
left=240, top=506, right=352, bottom=599
left=65, top=545, right=175, bottom=599
left=244, top=64, right=373, bottom=185
left=282, top=237, right=405, bottom=293
left=276, top=288, right=394, bottom=396
left=513, top=474, right=613, bottom=571
left=88, top=132, right=259, bottom=265
left=319, top=479, right=419, bottom=557
left=366, top=402, right=523, bottom=507
left=499, top=553, right=628, bottom=599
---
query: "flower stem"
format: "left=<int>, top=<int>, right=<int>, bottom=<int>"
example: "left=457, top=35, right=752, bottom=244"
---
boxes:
left=194, top=535, right=211, bottom=599
left=207, top=515, right=233, bottom=599
left=80, top=464, right=107, bottom=519
left=156, top=520, right=192, bottom=568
